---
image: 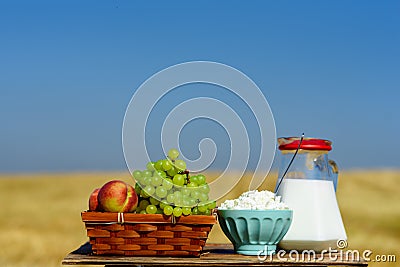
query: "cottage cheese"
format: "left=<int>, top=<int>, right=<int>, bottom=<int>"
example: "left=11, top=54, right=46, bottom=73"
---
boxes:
left=219, top=190, right=289, bottom=210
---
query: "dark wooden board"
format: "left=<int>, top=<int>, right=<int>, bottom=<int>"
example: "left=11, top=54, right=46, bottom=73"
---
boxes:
left=62, top=243, right=368, bottom=266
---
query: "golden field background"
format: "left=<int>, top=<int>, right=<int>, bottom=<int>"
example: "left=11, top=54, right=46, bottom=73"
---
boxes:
left=0, top=170, right=399, bottom=267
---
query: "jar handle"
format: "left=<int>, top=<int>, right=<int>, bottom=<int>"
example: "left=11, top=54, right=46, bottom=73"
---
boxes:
left=328, top=159, right=339, bottom=191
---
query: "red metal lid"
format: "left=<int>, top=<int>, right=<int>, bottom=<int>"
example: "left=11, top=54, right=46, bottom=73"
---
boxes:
left=278, top=137, right=332, bottom=151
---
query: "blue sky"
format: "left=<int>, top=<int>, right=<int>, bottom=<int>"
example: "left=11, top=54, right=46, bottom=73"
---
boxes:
left=1, top=1, right=399, bottom=172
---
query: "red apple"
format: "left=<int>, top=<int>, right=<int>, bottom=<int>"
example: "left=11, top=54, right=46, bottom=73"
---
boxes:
left=97, top=180, right=138, bottom=212
left=88, top=188, right=100, bottom=211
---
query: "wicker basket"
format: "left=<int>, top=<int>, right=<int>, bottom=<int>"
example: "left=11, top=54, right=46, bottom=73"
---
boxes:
left=82, top=211, right=217, bottom=257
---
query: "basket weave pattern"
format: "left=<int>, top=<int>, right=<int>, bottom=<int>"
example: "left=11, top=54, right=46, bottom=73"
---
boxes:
left=82, top=211, right=216, bottom=257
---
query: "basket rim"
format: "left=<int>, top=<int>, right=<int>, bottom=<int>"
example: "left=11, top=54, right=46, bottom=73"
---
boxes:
left=82, top=211, right=217, bottom=225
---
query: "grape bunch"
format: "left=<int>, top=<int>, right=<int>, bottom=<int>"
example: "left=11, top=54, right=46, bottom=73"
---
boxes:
left=132, top=148, right=216, bottom=217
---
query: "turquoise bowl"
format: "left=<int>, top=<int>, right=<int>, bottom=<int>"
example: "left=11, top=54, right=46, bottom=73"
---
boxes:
left=217, top=209, right=293, bottom=255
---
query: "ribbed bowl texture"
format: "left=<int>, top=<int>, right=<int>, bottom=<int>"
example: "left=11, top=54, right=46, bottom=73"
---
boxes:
left=217, top=209, right=292, bottom=255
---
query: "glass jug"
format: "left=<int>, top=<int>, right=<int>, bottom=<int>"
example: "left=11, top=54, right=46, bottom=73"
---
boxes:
left=275, top=137, right=339, bottom=192
left=275, top=137, right=347, bottom=252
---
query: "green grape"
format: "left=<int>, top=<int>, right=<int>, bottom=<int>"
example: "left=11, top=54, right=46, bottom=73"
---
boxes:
left=146, top=162, right=155, bottom=171
left=154, top=170, right=167, bottom=179
left=174, top=196, right=183, bottom=206
left=196, top=174, right=206, bottom=185
left=182, top=197, right=191, bottom=207
left=155, top=186, right=168, bottom=198
left=204, top=209, right=212, bottom=215
left=134, top=183, right=142, bottom=194
left=135, top=206, right=141, bottom=213
left=173, top=191, right=183, bottom=206
left=174, top=159, right=186, bottom=171
left=151, top=176, right=163, bottom=186
left=199, top=192, right=208, bottom=202
left=140, top=189, right=150, bottom=198
left=143, top=176, right=152, bottom=186
left=207, top=201, right=217, bottom=210
left=159, top=201, right=167, bottom=209
left=139, top=199, right=150, bottom=210
left=192, top=207, right=200, bottom=215
left=142, top=170, right=153, bottom=177
left=156, top=208, right=164, bottom=214
left=175, top=200, right=183, bottom=207
left=182, top=197, right=197, bottom=207
left=182, top=207, right=192, bottom=215
left=154, top=160, right=163, bottom=171
left=188, top=197, right=197, bottom=206
left=167, top=167, right=177, bottom=177
left=140, top=210, right=147, bottom=214
left=174, top=191, right=182, bottom=199
left=190, top=175, right=199, bottom=184
left=190, top=190, right=200, bottom=200
left=198, top=204, right=207, bottom=213
left=146, top=205, right=157, bottom=214
left=144, top=185, right=155, bottom=196
left=168, top=148, right=180, bottom=160
left=181, top=187, right=190, bottom=196
left=132, top=170, right=142, bottom=179
left=149, top=197, right=160, bottom=206
left=187, top=181, right=198, bottom=188
left=199, top=184, right=210, bottom=194
left=173, top=207, right=183, bottom=217
left=135, top=176, right=145, bottom=185
left=172, top=174, right=185, bottom=186
left=162, top=159, right=172, bottom=171
left=162, top=178, right=173, bottom=190
left=166, top=194, right=175, bottom=203
left=163, top=205, right=173, bottom=216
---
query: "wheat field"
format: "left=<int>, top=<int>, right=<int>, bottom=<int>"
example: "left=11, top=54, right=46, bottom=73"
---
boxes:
left=0, top=170, right=399, bottom=267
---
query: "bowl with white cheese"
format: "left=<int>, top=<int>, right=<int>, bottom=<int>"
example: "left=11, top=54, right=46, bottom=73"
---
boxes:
left=217, top=190, right=292, bottom=255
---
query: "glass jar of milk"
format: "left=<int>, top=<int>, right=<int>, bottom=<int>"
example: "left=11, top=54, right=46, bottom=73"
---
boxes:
left=275, top=137, right=347, bottom=252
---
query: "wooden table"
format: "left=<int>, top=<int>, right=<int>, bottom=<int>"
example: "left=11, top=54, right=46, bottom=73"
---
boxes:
left=62, top=243, right=368, bottom=266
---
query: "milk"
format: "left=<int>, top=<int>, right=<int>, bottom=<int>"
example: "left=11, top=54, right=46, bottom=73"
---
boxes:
left=277, top=178, right=347, bottom=251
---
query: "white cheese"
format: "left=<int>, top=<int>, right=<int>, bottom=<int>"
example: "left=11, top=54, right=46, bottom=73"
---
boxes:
left=219, top=190, right=289, bottom=210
